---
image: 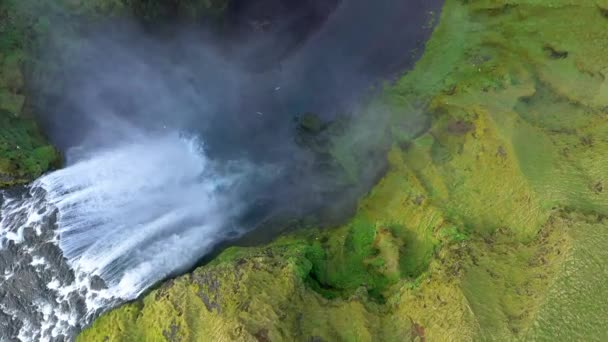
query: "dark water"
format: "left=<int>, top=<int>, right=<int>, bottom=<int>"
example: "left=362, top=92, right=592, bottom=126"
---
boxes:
left=36, top=0, right=443, bottom=237
left=197, top=0, right=444, bottom=246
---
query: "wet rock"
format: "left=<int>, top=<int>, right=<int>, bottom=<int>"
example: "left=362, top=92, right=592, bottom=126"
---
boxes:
left=67, top=293, right=87, bottom=318
left=38, top=242, right=64, bottom=266
left=0, top=309, right=22, bottom=338
left=0, top=187, right=108, bottom=340
left=90, top=275, right=108, bottom=291
left=22, top=227, right=37, bottom=243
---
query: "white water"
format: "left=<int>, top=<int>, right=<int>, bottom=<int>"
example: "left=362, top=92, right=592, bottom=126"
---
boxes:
left=0, top=128, right=274, bottom=341
left=39, top=131, right=256, bottom=299
left=0, top=142, right=217, bottom=335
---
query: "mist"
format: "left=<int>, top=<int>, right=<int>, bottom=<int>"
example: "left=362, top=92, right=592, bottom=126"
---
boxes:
left=35, top=131, right=278, bottom=299
left=0, top=2, right=446, bottom=339
left=21, top=0, right=442, bottom=296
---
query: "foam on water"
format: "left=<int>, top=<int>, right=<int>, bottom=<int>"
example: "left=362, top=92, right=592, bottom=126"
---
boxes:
left=38, top=131, right=251, bottom=299
left=0, top=130, right=269, bottom=341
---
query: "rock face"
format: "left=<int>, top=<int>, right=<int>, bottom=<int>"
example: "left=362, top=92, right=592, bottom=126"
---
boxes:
left=79, top=0, right=608, bottom=340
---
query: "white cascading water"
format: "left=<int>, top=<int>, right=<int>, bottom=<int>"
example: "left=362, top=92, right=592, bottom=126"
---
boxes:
left=38, top=131, right=246, bottom=299
left=0, top=130, right=263, bottom=341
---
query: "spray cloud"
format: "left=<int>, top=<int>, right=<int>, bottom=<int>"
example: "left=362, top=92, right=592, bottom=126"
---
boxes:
left=22, top=0, right=442, bottom=297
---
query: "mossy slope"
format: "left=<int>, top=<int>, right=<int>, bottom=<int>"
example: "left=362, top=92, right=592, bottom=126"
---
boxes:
left=0, top=1, right=60, bottom=186
left=0, top=109, right=59, bottom=186
left=81, top=0, right=608, bottom=341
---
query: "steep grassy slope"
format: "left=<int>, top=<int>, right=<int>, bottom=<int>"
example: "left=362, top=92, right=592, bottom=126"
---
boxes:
left=80, top=0, right=608, bottom=340
left=0, top=1, right=59, bottom=186
left=0, top=109, right=59, bottom=186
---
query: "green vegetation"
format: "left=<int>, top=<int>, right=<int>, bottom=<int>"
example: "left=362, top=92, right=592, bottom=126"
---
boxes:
left=0, top=0, right=29, bottom=115
left=73, top=0, right=608, bottom=340
left=0, top=1, right=60, bottom=186
left=0, top=109, right=59, bottom=186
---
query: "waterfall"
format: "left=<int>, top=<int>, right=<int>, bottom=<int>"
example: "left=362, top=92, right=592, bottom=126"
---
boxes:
left=39, top=132, right=250, bottom=298
left=0, top=130, right=271, bottom=341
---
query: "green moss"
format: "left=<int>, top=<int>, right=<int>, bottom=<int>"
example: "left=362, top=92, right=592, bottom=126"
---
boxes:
left=315, top=217, right=389, bottom=296
left=0, top=109, right=60, bottom=186
left=0, top=1, right=28, bottom=115
left=0, top=1, right=62, bottom=186
left=438, top=226, right=469, bottom=243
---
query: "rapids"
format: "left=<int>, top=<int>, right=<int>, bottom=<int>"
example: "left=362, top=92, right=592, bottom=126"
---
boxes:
left=0, top=131, right=274, bottom=340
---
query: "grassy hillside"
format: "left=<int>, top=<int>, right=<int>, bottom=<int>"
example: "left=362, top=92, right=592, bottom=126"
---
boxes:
left=80, top=0, right=608, bottom=340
